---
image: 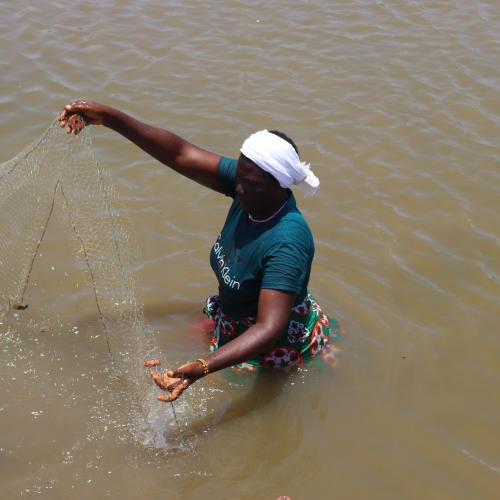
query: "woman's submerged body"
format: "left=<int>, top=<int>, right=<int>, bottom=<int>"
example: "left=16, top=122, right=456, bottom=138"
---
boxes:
left=60, top=101, right=342, bottom=402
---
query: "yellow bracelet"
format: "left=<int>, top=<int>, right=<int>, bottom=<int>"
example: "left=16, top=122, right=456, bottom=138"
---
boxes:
left=195, top=358, right=210, bottom=376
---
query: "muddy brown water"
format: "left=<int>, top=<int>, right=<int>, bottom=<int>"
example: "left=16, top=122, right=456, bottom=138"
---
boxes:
left=1, top=1, right=499, bottom=499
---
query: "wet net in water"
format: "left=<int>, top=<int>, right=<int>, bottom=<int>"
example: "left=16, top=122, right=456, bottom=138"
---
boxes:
left=0, top=120, right=188, bottom=448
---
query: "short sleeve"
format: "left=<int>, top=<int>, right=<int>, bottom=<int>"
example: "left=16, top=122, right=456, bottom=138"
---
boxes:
left=217, top=156, right=238, bottom=197
left=261, top=240, right=312, bottom=295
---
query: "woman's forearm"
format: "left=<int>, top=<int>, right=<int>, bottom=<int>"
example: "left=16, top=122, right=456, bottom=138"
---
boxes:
left=104, top=107, right=222, bottom=189
left=148, top=324, right=281, bottom=402
left=203, top=289, right=297, bottom=373
left=150, top=290, right=296, bottom=401
left=205, top=323, right=282, bottom=373
left=103, top=107, right=189, bottom=170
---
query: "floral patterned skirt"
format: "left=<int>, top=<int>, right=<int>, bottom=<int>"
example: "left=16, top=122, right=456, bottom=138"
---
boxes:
left=203, top=291, right=343, bottom=373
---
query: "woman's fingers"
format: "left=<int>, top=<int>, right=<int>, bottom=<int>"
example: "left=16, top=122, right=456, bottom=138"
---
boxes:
left=64, top=99, right=88, bottom=113
left=60, top=106, right=84, bottom=134
left=150, top=370, right=168, bottom=389
left=150, top=370, right=181, bottom=390
left=59, top=102, right=81, bottom=124
left=157, top=394, right=175, bottom=402
left=147, top=361, right=201, bottom=402
left=66, top=114, right=86, bottom=135
left=157, top=380, right=188, bottom=402
left=149, top=369, right=190, bottom=402
left=59, top=100, right=104, bottom=132
left=144, top=358, right=161, bottom=367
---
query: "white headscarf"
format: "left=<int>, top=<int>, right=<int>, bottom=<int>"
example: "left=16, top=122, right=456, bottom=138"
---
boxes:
left=240, top=130, right=320, bottom=196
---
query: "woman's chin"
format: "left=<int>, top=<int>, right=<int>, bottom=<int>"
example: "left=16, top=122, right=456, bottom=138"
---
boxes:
left=238, top=197, right=251, bottom=213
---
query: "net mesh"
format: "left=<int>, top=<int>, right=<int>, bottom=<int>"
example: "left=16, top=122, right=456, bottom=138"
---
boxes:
left=0, top=120, right=177, bottom=446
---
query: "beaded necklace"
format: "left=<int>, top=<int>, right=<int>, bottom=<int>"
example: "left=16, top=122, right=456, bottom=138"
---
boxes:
left=248, top=199, right=288, bottom=223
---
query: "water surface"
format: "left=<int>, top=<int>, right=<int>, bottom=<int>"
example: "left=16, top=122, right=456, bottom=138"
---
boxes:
left=1, top=1, right=499, bottom=498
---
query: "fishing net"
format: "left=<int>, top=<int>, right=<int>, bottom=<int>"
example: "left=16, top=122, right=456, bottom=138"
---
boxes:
left=0, top=119, right=184, bottom=447
left=0, top=118, right=246, bottom=452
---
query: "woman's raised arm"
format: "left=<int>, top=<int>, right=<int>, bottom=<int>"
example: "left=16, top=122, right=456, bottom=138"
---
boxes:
left=60, top=100, right=223, bottom=193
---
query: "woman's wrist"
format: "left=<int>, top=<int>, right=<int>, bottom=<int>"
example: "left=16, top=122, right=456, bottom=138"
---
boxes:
left=194, top=358, right=210, bottom=376
left=176, top=359, right=209, bottom=381
left=101, top=105, right=125, bottom=129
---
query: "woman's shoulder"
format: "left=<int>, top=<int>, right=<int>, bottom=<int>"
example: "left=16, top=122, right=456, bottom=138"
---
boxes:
left=280, top=197, right=313, bottom=237
left=217, top=156, right=238, bottom=197
left=266, top=203, right=314, bottom=254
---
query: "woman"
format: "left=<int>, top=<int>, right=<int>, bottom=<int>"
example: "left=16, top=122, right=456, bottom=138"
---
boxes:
left=60, top=100, right=342, bottom=402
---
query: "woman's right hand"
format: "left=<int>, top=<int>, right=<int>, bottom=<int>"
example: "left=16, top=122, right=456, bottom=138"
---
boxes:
left=149, top=360, right=205, bottom=402
left=59, top=100, right=110, bottom=134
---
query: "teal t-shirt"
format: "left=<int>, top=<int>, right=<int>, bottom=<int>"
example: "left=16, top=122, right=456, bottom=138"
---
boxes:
left=210, top=156, right=314, bottom=318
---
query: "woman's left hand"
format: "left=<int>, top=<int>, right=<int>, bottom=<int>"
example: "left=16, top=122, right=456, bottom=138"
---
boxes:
left=149, top=360, right=203, bottom=402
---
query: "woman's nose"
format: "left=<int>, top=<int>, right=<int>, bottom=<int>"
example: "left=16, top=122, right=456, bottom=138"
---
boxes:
left=235, top=182, right=244, bottom=195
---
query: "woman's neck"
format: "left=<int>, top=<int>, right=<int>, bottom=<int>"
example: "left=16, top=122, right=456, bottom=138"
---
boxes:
left=248, top=190, right=290, bottom=223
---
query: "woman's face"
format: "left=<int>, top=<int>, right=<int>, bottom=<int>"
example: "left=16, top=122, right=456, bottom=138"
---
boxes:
left=236, top=154, right=281, bottom=214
